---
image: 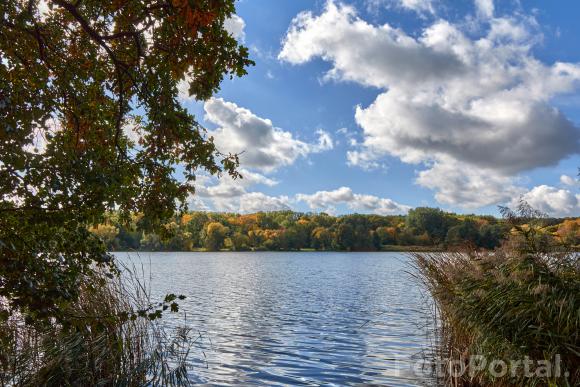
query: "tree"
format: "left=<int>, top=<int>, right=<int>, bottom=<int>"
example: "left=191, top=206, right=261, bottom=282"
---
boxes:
left=203, top=222, right=229, bottom=251
left=88, top=223, right=119, bottom=248
left=406, top=207, right=452, bottom=244
left=376, top=226, right=396, bottom=245
left=229, top=231, right=249, bottom=251
left=311, top=227, right=333, bottom=250
left=445, top=220, right=479, bottom=246
left=335, top=223, right=355, bottom=250
left=0, top=0, right=253, bottom=324
left=477, top=223, right=507, bottom=249
left=183, top=211, right=209, bottom=247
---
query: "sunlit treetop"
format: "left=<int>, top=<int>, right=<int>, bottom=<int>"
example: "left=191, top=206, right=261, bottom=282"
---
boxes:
left=0, top=0, right=253, bottom=323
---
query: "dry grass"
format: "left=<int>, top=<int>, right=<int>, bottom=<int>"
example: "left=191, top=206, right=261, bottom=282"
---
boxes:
left=0, top=262, right=194, bottom=386
left=412, top=244, right=579, bottom=386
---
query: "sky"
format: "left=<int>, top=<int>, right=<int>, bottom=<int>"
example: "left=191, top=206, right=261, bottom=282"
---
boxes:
left=180, top=0, right=580, bottom=217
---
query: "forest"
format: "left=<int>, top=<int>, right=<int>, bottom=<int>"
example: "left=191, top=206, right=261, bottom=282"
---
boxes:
left=91, top=207, right=580, bottom=252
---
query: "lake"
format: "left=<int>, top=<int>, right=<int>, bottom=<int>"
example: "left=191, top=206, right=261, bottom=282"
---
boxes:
left=114, top=252, right=436, bottom=386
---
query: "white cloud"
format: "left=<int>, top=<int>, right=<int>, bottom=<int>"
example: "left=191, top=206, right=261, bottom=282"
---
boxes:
left=400, top=0, right=434, bottom=13
left=416, top=160, right=525, bottom=209
left=189, top=196, right=211, bottom=211
left=280, top=3, right=463, bottom=89
left=238, top=192, right=291, bottom=213
left=296, top=186, right=410, bottom=215
left=519, top=185, right=580, bottom=217
left=279, top=1, right=580, bottom=209
left=194, top=181, right=410, bottom=214
left=346, top=149, right=385, bottom=170
left=193, top=187, right=290, bottom=213
left=204, top=98, right=333, bottom=172
left=238, top=169, right=279, bottom=187
left=474, top=0, right=494, bottom=19
left=561, top=174, right=580, bottom=187
left=296, top=186, right=354, bottom=210
left=353, top=192, right=412, bottom=214
left=195, top=168, right=277, bottom=199
left=177, top=78, right=193, bottom=100
left=366, top=0, right=435, bottom=15
left=224, top=14, right=246, bottom=41
left=189, top=95, right=334, bottom=213
left=191, top=167, right=287, bottom=213
left=314, top=129, right=334, bottom=151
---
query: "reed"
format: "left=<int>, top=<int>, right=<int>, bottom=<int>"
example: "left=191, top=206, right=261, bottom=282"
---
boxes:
left=0, top=261, right=194, bottom=386
left=412, top=213, right=580, bottom=386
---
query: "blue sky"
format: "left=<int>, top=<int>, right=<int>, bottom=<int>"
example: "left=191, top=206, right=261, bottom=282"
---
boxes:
left=181, top=0, right=580, bottom=217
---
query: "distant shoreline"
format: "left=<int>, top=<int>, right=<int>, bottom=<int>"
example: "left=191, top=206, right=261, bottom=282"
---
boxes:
left=111, top=245, right=445, bottom=253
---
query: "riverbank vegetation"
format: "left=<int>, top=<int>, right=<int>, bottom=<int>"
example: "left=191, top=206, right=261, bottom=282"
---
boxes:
left=1, top=0, right=252, bottom=385
left=91, top=207, right=580, bottom=252
left=0, top=264, right=194, bottom=386
left=413, top=203, right=580, bottom=386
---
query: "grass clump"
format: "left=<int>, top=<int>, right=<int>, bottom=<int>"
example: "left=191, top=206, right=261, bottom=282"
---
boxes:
left=0, top=261, right=194, bottom=386
left=412, top=202, right=579, bottom=386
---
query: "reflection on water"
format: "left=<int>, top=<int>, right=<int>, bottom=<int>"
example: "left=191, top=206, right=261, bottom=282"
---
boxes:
left=115, top=252, right=436, bottom=386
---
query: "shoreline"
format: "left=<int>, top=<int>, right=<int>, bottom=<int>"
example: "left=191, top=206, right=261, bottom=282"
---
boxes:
left=111, top=246, right=445, bottom=253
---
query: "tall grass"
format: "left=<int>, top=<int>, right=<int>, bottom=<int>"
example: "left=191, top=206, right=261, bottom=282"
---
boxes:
left=0, top=261, right=194, bottom=386
left=412, top=206, right=579, bottom=386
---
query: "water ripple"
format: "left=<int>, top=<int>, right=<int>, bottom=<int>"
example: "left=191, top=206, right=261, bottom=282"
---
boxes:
left=116, top=252, right=436, bottom=386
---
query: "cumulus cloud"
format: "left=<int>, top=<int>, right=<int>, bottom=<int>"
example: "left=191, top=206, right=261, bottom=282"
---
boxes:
left=296, top=186, right=354, bottom=210
left=367, top=0, right=435, bottom=15
left=194, top=187, right=290, bottom=213
left=346, top=149, right=385, bottom=170
left=296, top=186, right=411, bottom=215
left=519, top=185, right=580, bottom=217
left=189, top=196, right=211, bottom=211
left=194, top=179, right=410, bottom=214
left=474, top=0, right=494, bottom=19
left=279, top=1, right=580, bottom=208
left=224, top=14, right=246, bottom=41
left=196, top=168, right=276, bottom=195
left=416, top=160, right=525, bottom=208
left=204, top=98, right=333, bottom=172
left=192, top=168, right=288, bottom=213
left=186, top=97, right=334, bottom=213
left=239, top=192, right=291, bottom=213
left=560, top=174, right=579, bottom=187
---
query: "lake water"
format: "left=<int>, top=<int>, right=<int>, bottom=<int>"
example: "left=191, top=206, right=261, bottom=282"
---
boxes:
left=115, top=252, right=436, bottom=386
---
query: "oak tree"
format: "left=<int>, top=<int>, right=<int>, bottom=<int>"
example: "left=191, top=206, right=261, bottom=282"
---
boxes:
left=0, top=0, right=253, bottom=323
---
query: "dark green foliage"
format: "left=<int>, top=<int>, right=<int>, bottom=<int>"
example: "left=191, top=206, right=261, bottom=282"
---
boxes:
left=478, top=223, right=509, bottom=249
left=335, top=222, right=356, bottom=250
left=406, top=207, right=454, bottom=244
left=445, top=220, right=479, bottom=246
left=0, top=0, right=253, bottom=324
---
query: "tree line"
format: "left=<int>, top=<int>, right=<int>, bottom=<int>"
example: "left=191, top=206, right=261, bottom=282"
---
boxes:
left=90, top=207, right=580, bottom=252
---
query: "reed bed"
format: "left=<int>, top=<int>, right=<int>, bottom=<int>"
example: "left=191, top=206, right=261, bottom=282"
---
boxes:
left=0, top=261, right=194, bottom=386
left=412, top=242, right=579, bottom=386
